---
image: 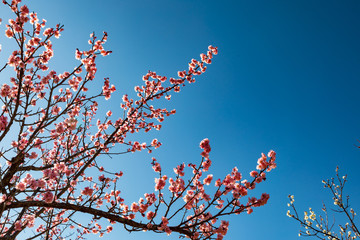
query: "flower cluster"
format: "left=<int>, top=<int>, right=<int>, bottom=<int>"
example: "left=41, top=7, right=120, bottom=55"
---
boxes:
left=146, top=139, right=276, bottom=240
left=0, top=116, right=7, bottom=131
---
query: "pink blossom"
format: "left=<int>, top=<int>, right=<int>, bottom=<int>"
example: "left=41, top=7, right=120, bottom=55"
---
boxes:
left=28, top=152, right=38, bottom=159
left=151, top=138, right=161, bottom=148
left=65, top=118, right=77, bottom=130
left=20, top=5, right=29, bottom=15
left=0, top=195, right=6, bottom=203
left=146, top=211, right=155, bottom=220
left=106, top=226, right=113, bottom=233
left=51, top=105, right=61, bottom=115
left=155, top=176, right=167, bottom=191
left=208, top=45, right=218, bottom=55
left=25, top=214, right=35, bottom=228
left=131, top=202, right=139, bottom=212
left=215, top=179, right=222, bottom=187
left=81, top=187, right=94, bottom=196
left=178, top=71, right=186, bottom=78
left=173, top=163, right=185, bottom=176
left=0, top=84, right=11, bottom=97
left=216, top=220, right=229, bottom=235
left=199, top=138, right=211, bottom=161
left=250, top=170, right=258, bottom=177
left=199, top=138, right=211, bottom=153
left=16, top=182, right=26, bottom=191
left=37, top=179, right=46, bottom=189
left=268, top=150, right=276, bottom=159
left=203, top=174, right=213, bottom=185
left=0, top=116, right=8, bottom=131
left=14, top=220, right=22, bottom=231
left=5, top=28, right=13, bottom=38
left=202, top=159, right=212, bottom=171
left=43, top=192, right=54, bottom=203
left=161, top=216, right=169, bottom=226
left=152, top=162, right=161, bottom=172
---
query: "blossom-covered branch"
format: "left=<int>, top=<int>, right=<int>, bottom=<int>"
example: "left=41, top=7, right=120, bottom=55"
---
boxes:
left=0, top=1, right=276, bottom=239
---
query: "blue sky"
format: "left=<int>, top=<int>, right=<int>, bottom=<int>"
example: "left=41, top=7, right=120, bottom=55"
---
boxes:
left=1, top=0, right=360, bottom=239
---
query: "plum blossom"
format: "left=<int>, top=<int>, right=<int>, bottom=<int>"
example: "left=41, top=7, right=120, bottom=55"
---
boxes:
left=203, top=174, right=213, bottom=185
left=81, top=187, right=94, bottom=196
left=43, top=192, right=54, bottom=203
left=16, top=182, right=26, bottom=191
left=0, top=116, right=8, bottom=131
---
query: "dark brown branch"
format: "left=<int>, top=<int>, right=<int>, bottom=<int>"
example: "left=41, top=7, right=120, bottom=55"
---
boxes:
left=4, top=201, right=192, bottom=237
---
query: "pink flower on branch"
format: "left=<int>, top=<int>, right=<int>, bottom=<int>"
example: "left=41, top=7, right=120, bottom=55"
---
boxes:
left=81, top=187, right=94, bottom=196
left=0, top=116, right=8, bottom=131
left=43, top=192, right=54, bottom=203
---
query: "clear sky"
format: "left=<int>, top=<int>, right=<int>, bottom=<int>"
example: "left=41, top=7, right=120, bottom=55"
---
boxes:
left=1, top=0, right=360, bottom=239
